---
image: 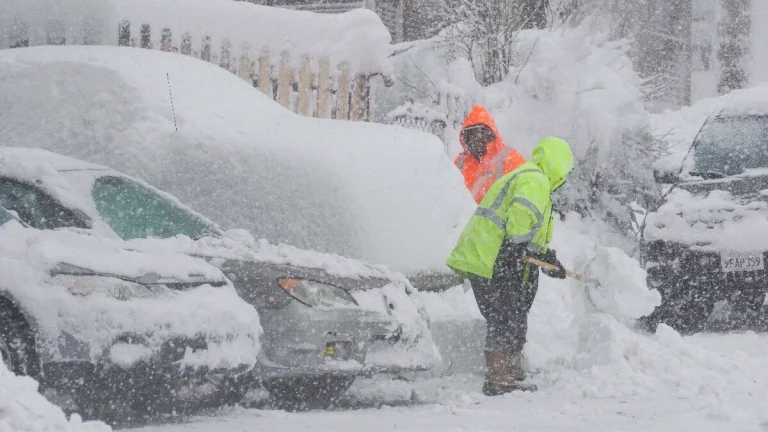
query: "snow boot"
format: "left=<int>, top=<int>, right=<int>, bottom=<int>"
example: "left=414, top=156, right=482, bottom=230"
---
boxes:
left=482, top=350, right=536, bottom=396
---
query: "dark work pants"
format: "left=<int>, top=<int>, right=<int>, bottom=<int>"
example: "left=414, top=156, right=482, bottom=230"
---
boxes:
left=469, top=261, right=539, bottom=354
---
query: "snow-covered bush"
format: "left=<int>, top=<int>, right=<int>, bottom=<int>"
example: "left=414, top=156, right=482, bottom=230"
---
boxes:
left=0, top=361, right=110, bottom=432
left=380, top=25, right=658, bottom=249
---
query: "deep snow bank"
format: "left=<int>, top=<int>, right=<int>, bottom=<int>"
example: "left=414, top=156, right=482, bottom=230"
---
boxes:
left=0, top=362, right=109, bottom=432
left=0, top=46, right=475, bottom=275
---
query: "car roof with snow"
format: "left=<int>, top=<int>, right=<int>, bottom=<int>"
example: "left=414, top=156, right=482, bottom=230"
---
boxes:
left=0, top=147, right=110, bottom=172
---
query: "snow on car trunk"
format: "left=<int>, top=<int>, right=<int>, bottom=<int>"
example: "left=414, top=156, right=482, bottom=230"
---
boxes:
left=0, top=361, right=110, bottom=432
left=0, top=45, right=474, bottom=277
left=0, top=220, right=262, bottom=370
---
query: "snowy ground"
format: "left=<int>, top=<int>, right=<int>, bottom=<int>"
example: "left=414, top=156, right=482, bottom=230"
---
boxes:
left=119, top=330, right=768, bottom=432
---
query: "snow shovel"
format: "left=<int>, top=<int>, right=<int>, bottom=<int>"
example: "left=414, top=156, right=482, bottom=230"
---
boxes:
left=522, top=255, right=607, bottom=312
left=522, top=256, right=597, bottom=284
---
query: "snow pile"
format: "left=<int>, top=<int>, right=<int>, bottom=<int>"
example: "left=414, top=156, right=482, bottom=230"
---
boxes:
left=0, top=0, right=392, bottom=76
left=652, top=83, right=768, bottom=177
left=0, top=362, right=110, bottom=432
left=0, top=220, right=262, bottom=370
left=0, top=45, right=474, bottom=276
left=356, top=284, right=442, bottom=370
left=643, top=187, right=768, bottom=252
left=108, top=0, right=392, bottom=75
left=572, top=245, right=661, bottom=320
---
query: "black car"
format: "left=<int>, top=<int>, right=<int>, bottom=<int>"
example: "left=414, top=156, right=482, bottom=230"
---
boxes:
left=638, top=109, right=768, bottom=333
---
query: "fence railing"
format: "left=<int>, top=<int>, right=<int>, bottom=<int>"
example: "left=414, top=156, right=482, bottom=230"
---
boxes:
left=387, top=92, right=474, bottom=153
left=117, top=20, right=374, bottom=121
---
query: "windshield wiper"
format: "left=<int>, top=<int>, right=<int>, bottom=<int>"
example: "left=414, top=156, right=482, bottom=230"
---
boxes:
left=689, top=170, right=725, bottom=180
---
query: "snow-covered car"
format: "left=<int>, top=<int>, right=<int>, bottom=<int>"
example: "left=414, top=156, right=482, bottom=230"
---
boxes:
left=639, top=106, right=768, bottom=333
left=0, top=205, right=261, bottom=421
left=0, top=147, right=440, bottom=406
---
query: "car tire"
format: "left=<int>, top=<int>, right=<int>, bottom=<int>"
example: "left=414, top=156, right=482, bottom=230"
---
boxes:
left=263, top=375, right=355, bottom=410
left=0, top=298, right=40, bottom=378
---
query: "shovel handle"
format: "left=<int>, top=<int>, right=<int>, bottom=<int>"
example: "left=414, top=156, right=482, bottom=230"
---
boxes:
left=523, top=255, right=584, bottom=281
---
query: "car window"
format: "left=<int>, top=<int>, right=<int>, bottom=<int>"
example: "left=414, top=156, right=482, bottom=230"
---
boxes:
left=91, top=175, right=218, bottom=240
left=693, top=115, right=768, bottom=177
left=0, top=178, right=89, bottom=230
left=0, top=208, right=14, bottom=226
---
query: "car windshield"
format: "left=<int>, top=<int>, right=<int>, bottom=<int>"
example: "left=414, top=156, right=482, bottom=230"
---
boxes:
left=91, top=175, right=219, bottom=241
left=692, top=115, right=768, bottom=177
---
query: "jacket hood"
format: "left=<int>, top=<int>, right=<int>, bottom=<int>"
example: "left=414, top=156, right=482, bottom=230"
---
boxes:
left=461, top=105, right=505, bottom=155
left=532, top=137, right=574, bottom=189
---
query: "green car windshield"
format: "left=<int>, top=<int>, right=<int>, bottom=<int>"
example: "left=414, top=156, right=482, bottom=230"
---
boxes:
left=91, top=175, right=219, bottom=241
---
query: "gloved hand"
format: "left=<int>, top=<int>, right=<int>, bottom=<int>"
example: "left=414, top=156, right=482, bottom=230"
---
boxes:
left=538, top=249, right=566, bottom=279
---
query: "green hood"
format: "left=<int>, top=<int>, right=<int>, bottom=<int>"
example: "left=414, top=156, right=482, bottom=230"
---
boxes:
left=532, top=136, right=574, bottom=190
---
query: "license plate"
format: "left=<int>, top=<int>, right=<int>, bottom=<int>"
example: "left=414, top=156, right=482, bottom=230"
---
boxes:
left=720, top=252, right=765, bottom=272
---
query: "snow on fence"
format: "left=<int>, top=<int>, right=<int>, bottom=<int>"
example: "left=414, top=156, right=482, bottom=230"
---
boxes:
left=388, top=91, right=473, bottom=152
left=117, top=20, right=373, bottom=121
left=0, top=0, right=396, bottom=122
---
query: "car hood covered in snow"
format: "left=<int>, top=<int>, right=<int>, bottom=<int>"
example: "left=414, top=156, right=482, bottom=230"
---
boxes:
left=643, top=175, right=768, bottom=252
left=0, top=220, right=262, bottom=370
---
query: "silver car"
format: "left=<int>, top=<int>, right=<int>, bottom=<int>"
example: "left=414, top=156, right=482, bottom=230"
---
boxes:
left=0, top=147, right=439, bottom=408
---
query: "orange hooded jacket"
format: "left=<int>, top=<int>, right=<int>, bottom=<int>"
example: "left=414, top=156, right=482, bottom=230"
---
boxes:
left=454, top=105, right=527, bottom=204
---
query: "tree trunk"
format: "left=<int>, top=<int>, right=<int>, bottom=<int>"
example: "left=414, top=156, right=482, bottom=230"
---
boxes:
left=717, top=0, right=751, bottom=94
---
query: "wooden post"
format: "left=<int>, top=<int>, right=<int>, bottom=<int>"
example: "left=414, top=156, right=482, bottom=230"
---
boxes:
left=258, top=51, right=272, bottom=97
left=238, top=42, right=253, bottom=83
left=160, top=28, right=172, bottom=52
left=118, top=20, right=130, bottom=47
left=277, top=51, right=292, bottom=109
left=297, top=56, right=313, bottom=116
left=220, top=39, right=232, bottom=70
left=180, top=33, right=192, bottom=55
left=201, top=35, right=212, bottom=62
left=140, top=24, right=151, bottom=49
left=336, top=62, right=351, bottom=120
left=350, top=74, right=367, bottom=121
left=315, top=57, right=331, bottom=118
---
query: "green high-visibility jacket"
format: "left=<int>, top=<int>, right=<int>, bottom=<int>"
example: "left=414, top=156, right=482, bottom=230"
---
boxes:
left=446, top=137, right=574, bottom=280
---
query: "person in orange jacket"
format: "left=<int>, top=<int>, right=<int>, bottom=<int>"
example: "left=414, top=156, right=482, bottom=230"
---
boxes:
left=454, top=105, right=527, bottom=204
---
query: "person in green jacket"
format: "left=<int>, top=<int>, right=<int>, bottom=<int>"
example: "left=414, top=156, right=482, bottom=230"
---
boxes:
left=446, top=136, right=574, bottom=396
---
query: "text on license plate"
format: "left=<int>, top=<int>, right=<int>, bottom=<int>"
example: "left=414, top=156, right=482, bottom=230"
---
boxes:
left=720, top=252, right=765, bottom=272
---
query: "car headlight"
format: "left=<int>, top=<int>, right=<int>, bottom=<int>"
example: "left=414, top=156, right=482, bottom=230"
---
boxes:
left=55, top=275, right=169, bottom=301
left=276, top=278, right=357, bottom=308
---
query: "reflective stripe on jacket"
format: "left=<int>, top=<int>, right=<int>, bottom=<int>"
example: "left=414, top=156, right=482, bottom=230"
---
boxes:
left=446, top=137, right=574, bottom=280
left=446, top=162, right=553, bottom=279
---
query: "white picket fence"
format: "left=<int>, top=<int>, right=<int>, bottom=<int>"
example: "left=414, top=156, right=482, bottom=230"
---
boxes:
left=117, top=20, right=375, bottom=121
